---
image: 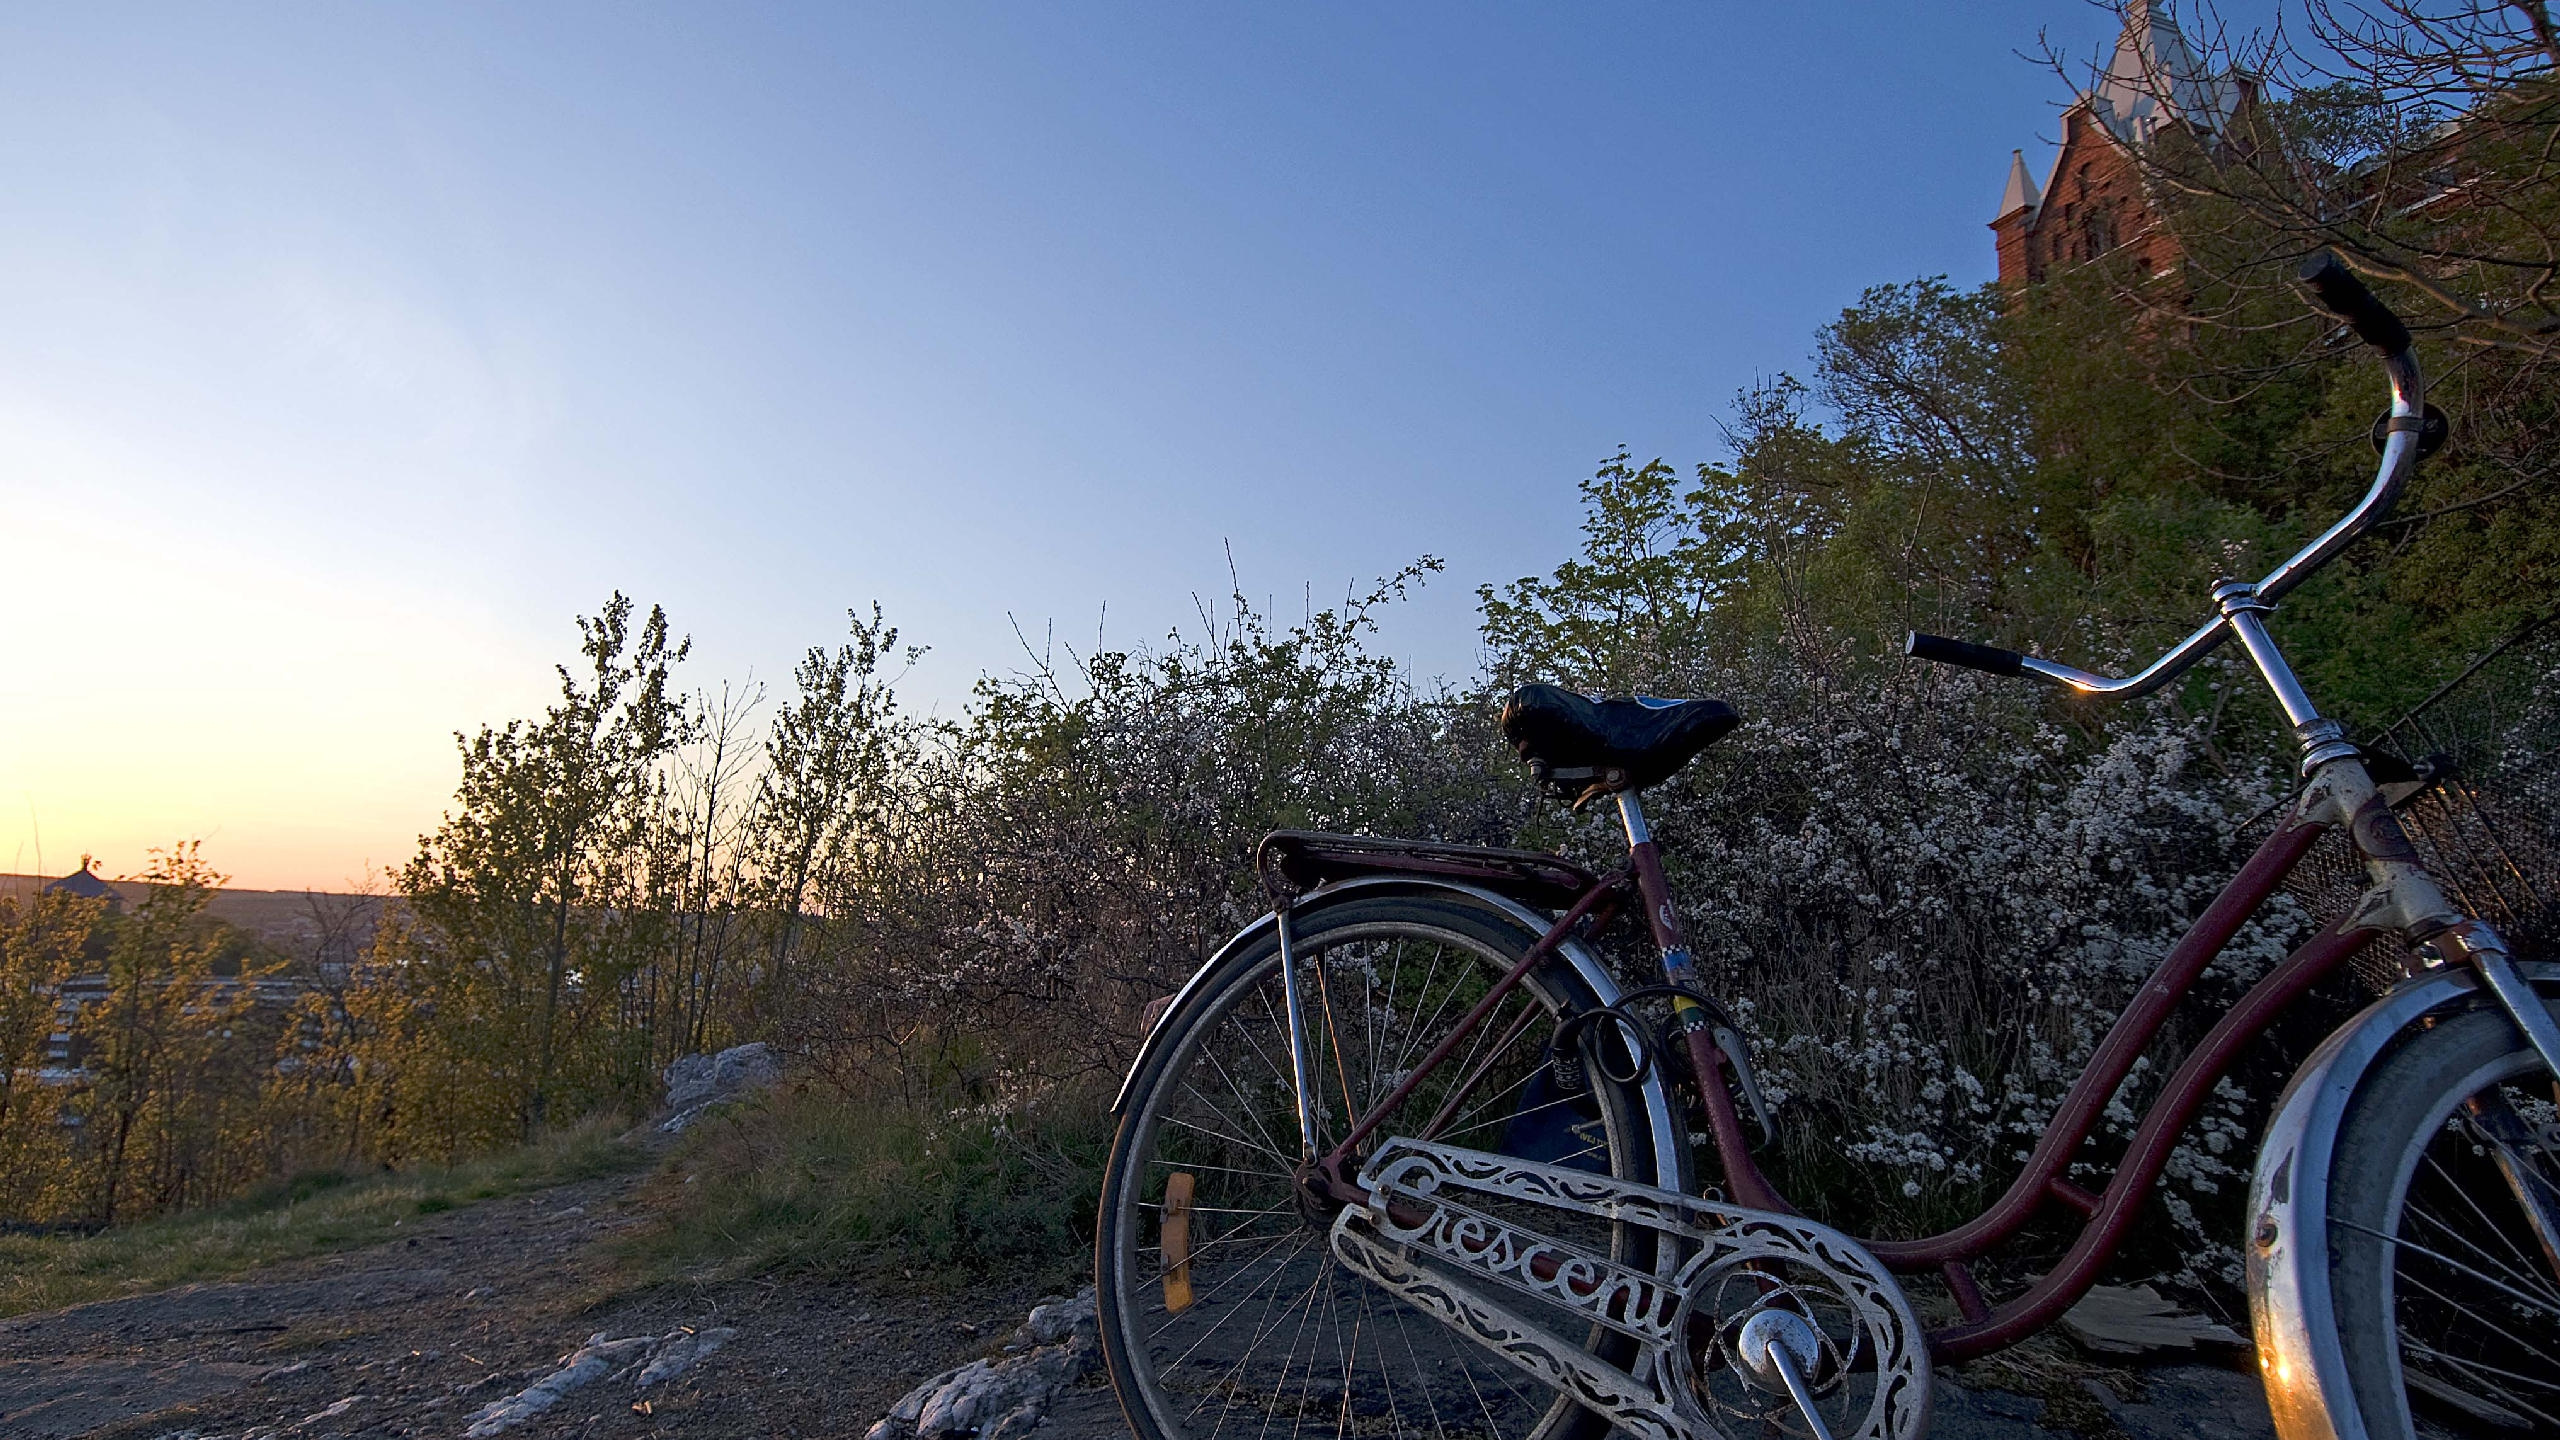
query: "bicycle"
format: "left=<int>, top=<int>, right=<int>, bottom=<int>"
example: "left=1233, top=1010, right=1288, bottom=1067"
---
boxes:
left=1093, top=253, right=2560, bottom=1440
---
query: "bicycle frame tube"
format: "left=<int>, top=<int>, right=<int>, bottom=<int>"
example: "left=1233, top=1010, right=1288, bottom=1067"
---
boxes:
left=1925, top=921, right=2372, bottom=1360
left=1619, top=792, right=2351, bottom=1361
left=1312, top=798, right=2348, bottom=1346
left=1294, top=767, right=2417, bottom=1364
left=1620, top=791, right=1792, bottom=1213
left=1319, top=871, right=1629, bottom=1173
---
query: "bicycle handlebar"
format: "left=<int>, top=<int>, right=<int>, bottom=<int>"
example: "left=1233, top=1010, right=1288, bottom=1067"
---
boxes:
left=2298, top=250, right=2412, bottom=355
left=1907, top=250, right=2427, bottom=701
left=1903, top=632, right=2024, bottom=676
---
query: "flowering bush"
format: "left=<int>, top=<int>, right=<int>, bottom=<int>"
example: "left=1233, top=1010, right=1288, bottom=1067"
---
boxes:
left=1633, top=663, right=2306, bottom=1285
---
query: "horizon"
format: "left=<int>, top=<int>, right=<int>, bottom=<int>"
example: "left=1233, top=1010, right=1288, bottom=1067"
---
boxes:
left=4, top=3, right=2177, bottom=891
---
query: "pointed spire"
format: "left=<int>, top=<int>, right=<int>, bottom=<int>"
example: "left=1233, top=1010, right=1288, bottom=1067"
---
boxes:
left=1995, top=150, right=2041, bottom=222
left=2094, top=0, right=2239, bottom=142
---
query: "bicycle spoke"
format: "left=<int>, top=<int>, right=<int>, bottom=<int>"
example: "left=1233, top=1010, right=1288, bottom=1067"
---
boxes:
left=2400, top=1337, right=2560, bottom=1400
left=1146, top=1158, right=1293, bottom=1183
left=1389, top=1286, right=1454, bottom=1440
left=1155, top=1228, right=1316, bottom=1357
left=1190, top=1050, right=1296, bottom=1163
left=2399, top=1342, right=2560, bottom=1431
left=2391, top=1259, right=2560, bottom=1374
left=1221, top=1250, right=1330, bottom=1435
left=2340, top=1213, right=2560, bottom=1321
left=1387, top=944, right=1454, bottom=1083
left=1108, top=913, right=1642, bottom=1440
left=1157, top=1112, right=1293, bottom=1165
left=1359, top=963, right=1386, bottom=1121
left=1439, top=1065, right=1555, bottom=1144
left=2411, top=1142, right=2560, bottom=1304
left=1146, top=1206, right=1299, bottom=1283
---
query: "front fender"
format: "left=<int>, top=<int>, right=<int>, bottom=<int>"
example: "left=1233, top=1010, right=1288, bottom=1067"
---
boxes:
left=2247, top=959, right=2560, bottom=1440
left=1109, top=875, right=1691, bottom=1197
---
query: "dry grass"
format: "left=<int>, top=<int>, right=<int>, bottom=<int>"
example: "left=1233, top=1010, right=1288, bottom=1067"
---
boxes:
left=0, top=1115, right=641, bottom=1319
left=621, top=1082, right=1111, bottom=1292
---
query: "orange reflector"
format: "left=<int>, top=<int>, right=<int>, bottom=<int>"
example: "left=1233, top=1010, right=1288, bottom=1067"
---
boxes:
left=1162, top=1171, right=1196, bottom=1313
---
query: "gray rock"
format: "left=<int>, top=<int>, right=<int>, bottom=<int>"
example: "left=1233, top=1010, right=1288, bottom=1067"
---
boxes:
left=869, top=1289, right=1101, bottom=1440
left=1018, top=1288, right=1096, bottom=1347
left=981, top=1399, right=1048, bottom=1440
left=463, top=1333, right=654, bottom=1436
left=660, top=1043, right=781, bottom=1133
left=636, top=1327, right=736, bottom=1389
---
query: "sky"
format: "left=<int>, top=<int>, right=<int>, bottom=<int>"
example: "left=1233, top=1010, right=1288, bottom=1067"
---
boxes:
left=2, top=3, right=2144, bottom=891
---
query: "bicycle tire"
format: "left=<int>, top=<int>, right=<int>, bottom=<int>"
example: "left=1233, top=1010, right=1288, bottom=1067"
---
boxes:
left=2326, top=989, right=2560, bottom=1436
left=1095, top=889, right=1672, bottom=1440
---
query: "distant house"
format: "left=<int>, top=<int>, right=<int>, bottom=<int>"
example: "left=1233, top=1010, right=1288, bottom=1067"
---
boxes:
left=42, top=856, right=121, bottom=912
left=20, top=859, right=359, bottom=1080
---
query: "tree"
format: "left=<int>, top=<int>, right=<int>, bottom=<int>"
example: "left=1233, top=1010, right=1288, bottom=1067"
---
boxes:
left=750, top=605, right=918, bottom=1011
left=0, top=888, right=101, bottom=1217
left=393, top=593, right=691, bottom=1142
left=72, top=844, right=260, bottom=1225
left=2085, top=0, right=2560, bottom=359
left=2026, top=1, right=2560, bottom=712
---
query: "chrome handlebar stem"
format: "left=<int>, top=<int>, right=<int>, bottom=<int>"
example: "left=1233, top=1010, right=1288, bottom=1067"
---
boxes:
left=2017, top=346, right=2425, bottom=704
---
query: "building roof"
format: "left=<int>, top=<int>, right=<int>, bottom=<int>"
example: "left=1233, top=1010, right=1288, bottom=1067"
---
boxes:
left=1992, top=2, right=2244, bottom=238
left=43, top=857, right=116, bottom=902
left=2088, top=0, right=2241, bottom=145
left=1994, top=149, right=2042, bottom=221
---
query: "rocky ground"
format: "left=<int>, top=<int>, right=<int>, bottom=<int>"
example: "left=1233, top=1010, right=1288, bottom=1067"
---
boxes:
left=0, top=1159, right=2277, bottom=1440
left=0, top=1162, right=1054, bottom=1440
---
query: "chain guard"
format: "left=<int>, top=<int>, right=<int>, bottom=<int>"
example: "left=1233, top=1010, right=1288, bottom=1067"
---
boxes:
left=1329, top=1138, right=1930, bottom=1440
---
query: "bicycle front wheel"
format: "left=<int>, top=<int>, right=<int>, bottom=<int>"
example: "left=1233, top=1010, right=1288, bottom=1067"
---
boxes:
left=2326, top=987, right=2560, bottom=1437
left=1095, top=890, right=1672, bottom=1440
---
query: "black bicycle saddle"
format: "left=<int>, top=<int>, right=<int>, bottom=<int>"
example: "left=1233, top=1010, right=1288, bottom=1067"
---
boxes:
left=1498, top=684, right=1739, bottom=796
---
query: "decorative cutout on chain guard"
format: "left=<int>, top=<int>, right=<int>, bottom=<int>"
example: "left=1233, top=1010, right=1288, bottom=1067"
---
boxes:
left=1330, top=1138, right=1930, bottom=1440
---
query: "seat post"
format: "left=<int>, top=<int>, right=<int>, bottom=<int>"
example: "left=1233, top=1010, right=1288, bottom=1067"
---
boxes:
left=1615, top=789, right=1651, bottom=849
left=1616, top=787, right=1686, bottom=961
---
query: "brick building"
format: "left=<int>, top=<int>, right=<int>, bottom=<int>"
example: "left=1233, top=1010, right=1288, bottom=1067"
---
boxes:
left=1992, top=1, right=2247, bottom=285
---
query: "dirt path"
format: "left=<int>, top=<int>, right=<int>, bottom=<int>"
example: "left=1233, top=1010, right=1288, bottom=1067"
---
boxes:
left=0, top=1163, right=2274, bottom=1440
left=0, top=1164, right=1083, bottom=1440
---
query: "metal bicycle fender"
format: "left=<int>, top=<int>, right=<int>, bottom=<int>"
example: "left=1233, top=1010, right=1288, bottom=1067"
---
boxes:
left=1107, top=875, right=1692, bottom=1195
left=2246, top=960, right=2559, bottom=1440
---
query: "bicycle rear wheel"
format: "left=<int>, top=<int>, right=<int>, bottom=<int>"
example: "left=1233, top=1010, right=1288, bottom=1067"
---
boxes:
left=1095, top=890, right=1672, bottom=1440
left=2327, top=990, right=2560, bottom=1436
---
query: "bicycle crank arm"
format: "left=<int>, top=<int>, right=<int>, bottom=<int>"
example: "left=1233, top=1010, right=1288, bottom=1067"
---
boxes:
left=1331, top=1139, right=1930, bottom=1440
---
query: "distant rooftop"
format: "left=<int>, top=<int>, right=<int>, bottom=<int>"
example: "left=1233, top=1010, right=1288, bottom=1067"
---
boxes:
left=1989, top=0, right=2247, bottom=229
left=42, top=857, right=117, bottom=903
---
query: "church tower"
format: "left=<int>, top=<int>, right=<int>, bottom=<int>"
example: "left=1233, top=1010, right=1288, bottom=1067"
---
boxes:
left=1992, top=1, right=2246, bottom=286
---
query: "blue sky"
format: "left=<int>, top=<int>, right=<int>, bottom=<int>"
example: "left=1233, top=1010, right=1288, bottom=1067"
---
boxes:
left=2, top=2, right=2145, bottom=887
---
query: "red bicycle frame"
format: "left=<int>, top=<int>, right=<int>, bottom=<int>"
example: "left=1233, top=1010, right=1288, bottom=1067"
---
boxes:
left=1280, top=256, right=2560, bottom=1387
left=1310, top=788, right=2381, bottom=1364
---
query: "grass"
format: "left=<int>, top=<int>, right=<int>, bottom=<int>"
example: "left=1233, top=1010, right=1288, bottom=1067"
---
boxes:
left=0, top=1115, right=644, bottom=1319
left=623, top=1081, right=1111, bottom=1291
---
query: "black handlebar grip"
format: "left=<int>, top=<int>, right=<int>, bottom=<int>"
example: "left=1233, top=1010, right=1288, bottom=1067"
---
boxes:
left=1905, top=631, right=2025, bottom=677
left=2297, top=250, right=2411, bottom=355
